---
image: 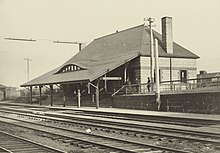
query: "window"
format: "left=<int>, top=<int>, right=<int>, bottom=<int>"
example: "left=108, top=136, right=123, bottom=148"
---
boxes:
left=56, top=64, right=84, bottom=74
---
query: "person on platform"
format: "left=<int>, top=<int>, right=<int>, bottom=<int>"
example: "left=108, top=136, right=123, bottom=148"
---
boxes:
left=147, top=77, right=151, bottom=92
left=135, top=78, right=140, bottom=93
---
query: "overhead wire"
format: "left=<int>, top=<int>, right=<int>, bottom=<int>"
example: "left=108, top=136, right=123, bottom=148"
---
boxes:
left=0, top=35, right=88, bottom=44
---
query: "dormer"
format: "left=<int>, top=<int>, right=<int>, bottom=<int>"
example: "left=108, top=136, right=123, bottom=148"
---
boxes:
left=56, top=64, right=85, bottom=74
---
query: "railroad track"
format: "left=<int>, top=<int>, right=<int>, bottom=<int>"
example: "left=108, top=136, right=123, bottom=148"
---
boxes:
left=1, top=102, right=219, bottom=127
left=1, top=108, right=220, bottom=143
left=45, top=111, right=220, bottom=140
left=0, top=108, right=220, bottom=143
left=57, top=109, right=218, bottom=127
left=0, top=116, right=190, bottom=153
left=0, top=104, right=219, bottom=152
left=0, top=109, right=219, bottom=152
left=0, top=106, right=218, bottom=133
left=0, top=130, right=65, bottom=153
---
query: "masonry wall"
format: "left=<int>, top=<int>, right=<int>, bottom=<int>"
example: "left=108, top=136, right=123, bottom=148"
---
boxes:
left=140, top=56, right=197, bottom=83
left=113, top=92, right=220, bottom=114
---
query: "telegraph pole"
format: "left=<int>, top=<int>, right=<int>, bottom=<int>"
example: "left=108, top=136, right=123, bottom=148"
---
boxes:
left=144, top=17, right=155, bottom=90
left=148, top=18, right=155, bottom=87
left=24, top=58, right=32, bottom=81
left=154, top=39, right=161, bottom=110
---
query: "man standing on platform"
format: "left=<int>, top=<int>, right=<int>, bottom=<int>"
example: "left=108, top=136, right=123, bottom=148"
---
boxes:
left=147, top=77, right=151, bottom=92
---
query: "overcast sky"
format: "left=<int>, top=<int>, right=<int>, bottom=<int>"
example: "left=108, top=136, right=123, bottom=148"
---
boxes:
left=0, top=0, right=220, bottom=87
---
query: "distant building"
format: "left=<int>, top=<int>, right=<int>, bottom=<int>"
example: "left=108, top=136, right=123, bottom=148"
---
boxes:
left=0, top=84, right=6, bottom=101
left=0, top=84, right=18, bottom=101
left=197, top=71, right=220, bottom=83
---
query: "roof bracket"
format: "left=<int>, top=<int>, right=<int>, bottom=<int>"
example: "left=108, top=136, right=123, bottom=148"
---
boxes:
left=88, top=82, right=98, bottom=89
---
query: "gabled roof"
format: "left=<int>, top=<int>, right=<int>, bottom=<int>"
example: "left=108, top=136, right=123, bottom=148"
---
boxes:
left=0, top=84, right=7, bottom=88
left=151, top=30, right=199, bottom=58
left=21, top=24, right=199, bottom=86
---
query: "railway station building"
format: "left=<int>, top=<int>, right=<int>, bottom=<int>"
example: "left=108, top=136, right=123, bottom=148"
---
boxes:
left=21, top=17, right=200, bottom=109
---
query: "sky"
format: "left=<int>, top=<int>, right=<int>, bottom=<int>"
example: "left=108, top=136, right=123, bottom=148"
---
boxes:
left=0, top=0, right=220, bottom=87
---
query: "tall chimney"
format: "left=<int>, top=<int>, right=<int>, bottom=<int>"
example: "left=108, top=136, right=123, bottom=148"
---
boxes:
left=162, top=17, right=173, bottom=54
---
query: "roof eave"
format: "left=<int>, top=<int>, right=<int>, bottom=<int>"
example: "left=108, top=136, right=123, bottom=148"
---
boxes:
left=20, top=79, right=90, bottom=87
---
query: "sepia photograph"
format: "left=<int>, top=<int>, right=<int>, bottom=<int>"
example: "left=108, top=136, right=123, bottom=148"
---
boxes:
left=0, top=0, right=220, bottom=152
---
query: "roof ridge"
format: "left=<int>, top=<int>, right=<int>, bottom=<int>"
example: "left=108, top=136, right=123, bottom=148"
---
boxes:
left=94, top=24, right=145, bottom=41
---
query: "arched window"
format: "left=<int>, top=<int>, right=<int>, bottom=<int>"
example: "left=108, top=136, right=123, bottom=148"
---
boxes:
left=56, top=64, right=85, bottom=74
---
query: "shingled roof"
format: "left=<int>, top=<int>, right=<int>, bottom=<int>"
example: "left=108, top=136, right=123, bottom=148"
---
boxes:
left=21, top=24, right=199, bottom=87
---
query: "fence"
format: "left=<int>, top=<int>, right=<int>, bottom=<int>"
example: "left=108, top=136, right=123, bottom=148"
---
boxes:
left=112, top=76, right=220, bottom=96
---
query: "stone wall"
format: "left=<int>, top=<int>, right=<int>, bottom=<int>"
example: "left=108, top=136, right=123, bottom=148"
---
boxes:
left=113, top=92, right=220, bottom=114
left=112, top=94, right=157, bottom=110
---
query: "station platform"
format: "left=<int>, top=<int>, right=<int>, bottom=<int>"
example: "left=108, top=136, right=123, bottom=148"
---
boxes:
left=1, top=101, right=220, bottom=122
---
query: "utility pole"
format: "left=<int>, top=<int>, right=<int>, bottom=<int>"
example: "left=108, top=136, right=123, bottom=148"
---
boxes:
left=144, top=17, right=155, bottom=90
left=154, top=39, right=161, bottom=110
left=24, top=58, right=32, bottom=81
left=148, top=18, right=155, bottom=88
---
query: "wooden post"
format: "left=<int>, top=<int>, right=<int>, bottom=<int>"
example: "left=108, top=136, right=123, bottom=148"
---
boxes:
left=154, top=39, right=161, bottom=111
left=92, top=94, right=95, bottom=103
left=3, top=89, right=6, bottom=101
left=39, top=86, right=42, bottom=105
left=77, top=88, right=81, bottom=108
left=150, top=19, right=155, bottom=90
left=88, top=83, right=90, bottom=94
left=63, top=96, right=66, bottom=107
left=104, top=74, right=107, bottom=91
left=50, top=85, right=53, bottom=106
left=96, top=88, right=99, bottom=109
left=124, top=63, right=128, bottom=95
left=124, top=63, right=128, bottom=83
left=62, top=85, right=66, bottom=107
left=30, top=86, right=33, bottom=104
left=96, top=79, right=100, bottom=109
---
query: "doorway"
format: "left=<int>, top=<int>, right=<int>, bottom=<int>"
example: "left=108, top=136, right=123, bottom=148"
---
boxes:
left=180, top=70, right=187, bottom=83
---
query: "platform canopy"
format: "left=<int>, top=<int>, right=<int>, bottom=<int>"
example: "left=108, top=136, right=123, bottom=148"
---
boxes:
left=21, top=24, right=199, bottom=87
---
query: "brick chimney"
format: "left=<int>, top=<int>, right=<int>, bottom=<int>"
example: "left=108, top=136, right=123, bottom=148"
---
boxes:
left=162, top=17, right=173, bottom=54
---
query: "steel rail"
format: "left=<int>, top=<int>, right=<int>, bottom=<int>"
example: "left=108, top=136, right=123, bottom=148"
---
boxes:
left=0, top=108, right=219, bottom=145
left=0, top=130, right=65, bottom=153
left=0, top=116, right=190, bottom=153
left=1, top=102, right=219, bottom=126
